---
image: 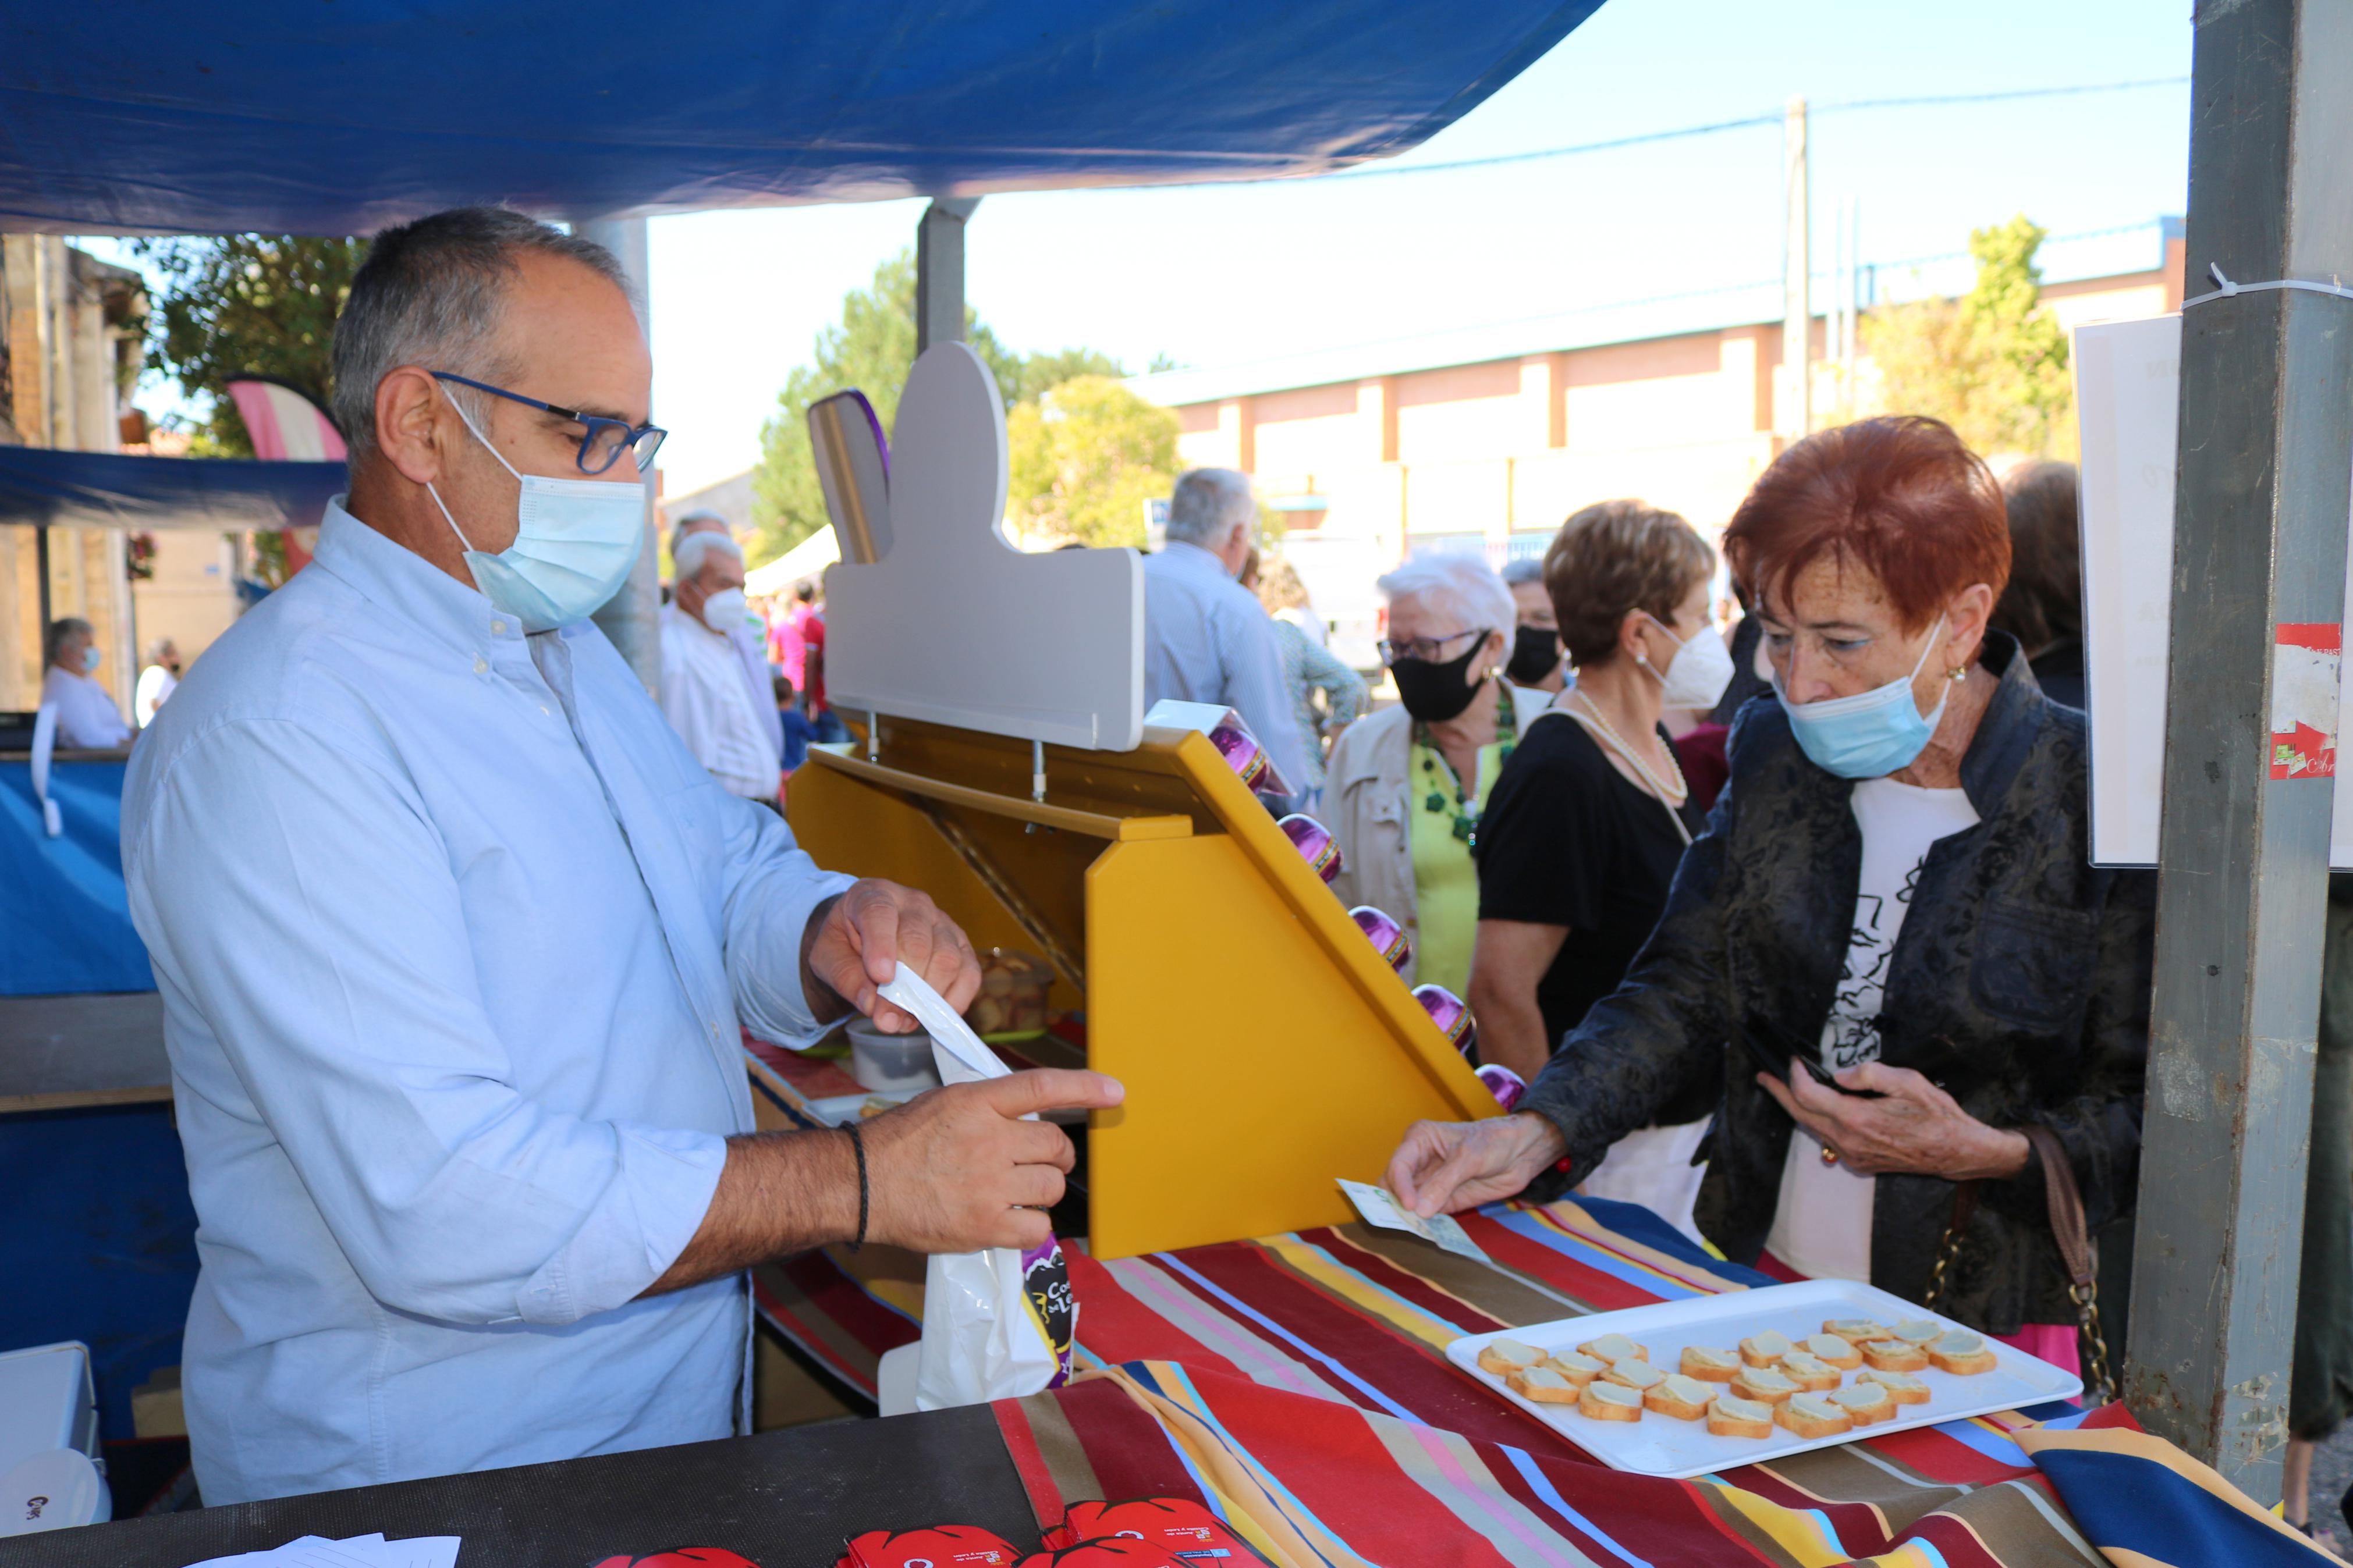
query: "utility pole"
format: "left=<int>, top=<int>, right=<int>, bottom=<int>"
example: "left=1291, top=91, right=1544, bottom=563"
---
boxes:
left=915, top=198, right=981, bottom=356
left=2126, top=0, right=2353, bottom=1505
left=575, top=216, right=661, bottom=696
left=1780, top=97, right=1809, bottom=442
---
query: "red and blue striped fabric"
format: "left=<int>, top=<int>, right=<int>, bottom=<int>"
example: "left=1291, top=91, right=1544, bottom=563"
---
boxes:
left=2017, top=1425, right=2338, bottom=1567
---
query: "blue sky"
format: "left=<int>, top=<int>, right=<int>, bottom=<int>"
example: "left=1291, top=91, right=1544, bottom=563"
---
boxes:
left=95, top=0, right=2194, bottom=497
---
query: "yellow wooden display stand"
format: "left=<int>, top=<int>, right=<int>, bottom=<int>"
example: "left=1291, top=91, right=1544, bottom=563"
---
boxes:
left=786, top=716, right=1501, bottom=1260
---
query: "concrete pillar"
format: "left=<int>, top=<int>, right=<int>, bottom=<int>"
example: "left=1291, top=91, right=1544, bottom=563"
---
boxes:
left=1213, top=398, right=1257, bottom=473
left=574, top=217, right=661, bottom=696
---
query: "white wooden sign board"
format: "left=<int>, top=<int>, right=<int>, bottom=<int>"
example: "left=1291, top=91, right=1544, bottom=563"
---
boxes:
left=2076, top=312, right=2353, bottom=867
left=821, top=343, right=1146, bottom=751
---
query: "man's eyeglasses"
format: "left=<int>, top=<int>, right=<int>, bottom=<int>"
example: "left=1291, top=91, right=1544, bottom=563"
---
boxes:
left=432, top=372, right=667, bottom=475
left=1378, top=627, right=1490, bottom=666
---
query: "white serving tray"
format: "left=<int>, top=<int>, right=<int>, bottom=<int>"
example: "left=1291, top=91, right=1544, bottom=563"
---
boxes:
left=1446, top=1279, right=2082, bottom=1478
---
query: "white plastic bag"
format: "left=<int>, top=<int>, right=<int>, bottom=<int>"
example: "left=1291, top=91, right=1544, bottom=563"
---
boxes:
left=876, top=963, right=1077, bottom=1411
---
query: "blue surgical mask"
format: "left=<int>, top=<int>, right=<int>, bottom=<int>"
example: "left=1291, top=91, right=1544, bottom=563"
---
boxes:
left=1774, top=616, right=1950, bottom=778
left=427, top=387, right=645, bottom=633
left=80, top=645, right=101, bottom=673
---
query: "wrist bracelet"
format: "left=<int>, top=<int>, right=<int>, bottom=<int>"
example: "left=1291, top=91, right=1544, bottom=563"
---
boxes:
left=842, top=1122, right=869, bottom=1251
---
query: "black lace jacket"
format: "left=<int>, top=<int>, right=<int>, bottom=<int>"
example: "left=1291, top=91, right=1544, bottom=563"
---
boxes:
left=1518, top=634, right=2156, bottom=1332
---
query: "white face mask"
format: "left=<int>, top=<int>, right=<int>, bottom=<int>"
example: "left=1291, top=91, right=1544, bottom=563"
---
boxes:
left=698, top=586, right=748, bottom=635
left=1640, top=614, right=1736, bottom=710
left=427, top=386, right=646, bottom=633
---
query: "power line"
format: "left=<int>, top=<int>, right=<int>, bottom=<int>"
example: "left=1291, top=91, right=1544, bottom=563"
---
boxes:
left=1297, top=76, right=2189, bottom=186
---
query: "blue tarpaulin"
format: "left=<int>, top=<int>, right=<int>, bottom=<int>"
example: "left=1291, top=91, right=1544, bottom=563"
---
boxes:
left=0, top=446, right=345, bottom=531
left=0, top=761, right=152, bottom=995
left=1, top=2, right=1604, bottom=234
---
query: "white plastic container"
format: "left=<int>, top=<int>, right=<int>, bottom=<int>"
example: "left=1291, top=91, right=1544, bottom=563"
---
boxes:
left=846, top=1019, right=939, bottom=1093
left=0, top=1341, right=108, bottom=1534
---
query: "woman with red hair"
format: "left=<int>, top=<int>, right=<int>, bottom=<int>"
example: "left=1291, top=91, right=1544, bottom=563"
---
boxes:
left=1383, top=417, right=2155, bottom=1371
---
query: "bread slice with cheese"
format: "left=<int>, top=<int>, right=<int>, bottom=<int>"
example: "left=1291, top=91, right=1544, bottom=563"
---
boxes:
left=1890, top=1317, right=1945, bottom=1345
left=1578, top=1332, right=1646, bottom=1364
left=1859, top=1368, right=1931, bottom=1406
left=1928, top=1330, right=1996, bottom=1375
left=1803, top=1333, right=1862, bottom=1370
left=1861, top=1337, right=1929, bottom=1373
left=1543, top=1350, right=1605, bottom=1387
left=1643, top=1374, right=1715, bottom=1421
left=1706, top=1394, right=1775, bottom=1438
left=1828, top=1382, right=1897, bottom=1427
left=1600, top=1357, right=1666, bottom=1392
left=1738, top=1329, right=1795, bottom=1367
left=1678, top=1345, right=1742, bottom=1382
left=1823, top=1317, right=1891, bottom=1343
left=1506, top=1364, right=1581, bottom=1405
left=1774, top=1393, right=1854, bottom=1439
left=1477, top=1338, right=1545, bottom=1377
left=1576, top=1379, right=1645, bottom=1423
left=1779, top=1352, right=1842, bottom=1392
left=1729, top=1366, right=1798, bottom=1405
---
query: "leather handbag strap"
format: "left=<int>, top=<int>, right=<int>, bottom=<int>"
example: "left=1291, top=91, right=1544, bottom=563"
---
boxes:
left=2021, top=1125, right=2094, bottom=1289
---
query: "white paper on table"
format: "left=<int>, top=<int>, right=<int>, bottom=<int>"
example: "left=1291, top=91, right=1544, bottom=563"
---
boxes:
left=182, top=1535, right=462, bottom=1568
left=1337, top=1179, right=1492, bottom=1264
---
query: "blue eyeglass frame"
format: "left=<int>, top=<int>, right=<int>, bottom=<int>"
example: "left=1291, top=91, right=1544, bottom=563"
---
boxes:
left=431, top=371, right=667, bottom=475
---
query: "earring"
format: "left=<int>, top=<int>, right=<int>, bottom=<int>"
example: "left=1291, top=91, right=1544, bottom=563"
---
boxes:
left=1946, top=666, right=1969, bottom=682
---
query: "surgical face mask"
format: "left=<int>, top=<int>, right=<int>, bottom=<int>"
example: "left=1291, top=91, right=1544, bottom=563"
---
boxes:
left=79, top=645, right=101, bottom=673
left=427, top=387, right=646, bottom=633
left=699, top=586, right=748, bottom=635
left=1773, top=615, right=1950, bottom=778
left=1391, top=636, right=1490, bottom=723
left=1506, top=624, right=1563, bottom=687
left=1639, top=614, right=1734, bottom=710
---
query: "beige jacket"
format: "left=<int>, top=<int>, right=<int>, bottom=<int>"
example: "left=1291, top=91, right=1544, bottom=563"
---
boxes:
left=1323, top=687, right=1549, bottom=987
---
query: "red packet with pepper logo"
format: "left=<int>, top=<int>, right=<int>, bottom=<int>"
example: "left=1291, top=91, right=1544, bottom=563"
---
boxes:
left=592, top=1552, right=762, bottom=1567
left=836, top=1524, right=1024, bottom=1567
left=1039, top=1498, right=1267, bottom=1563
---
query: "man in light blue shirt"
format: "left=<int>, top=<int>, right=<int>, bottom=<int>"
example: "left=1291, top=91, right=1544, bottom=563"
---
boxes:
left=123, top=208, right=1118, bottom=1503
left=1141, top=468, right=1308, bottom=789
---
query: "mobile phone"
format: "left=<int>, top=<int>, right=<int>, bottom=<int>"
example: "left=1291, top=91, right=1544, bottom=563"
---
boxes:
left=1731, top=1019, right=1883, bottom=1098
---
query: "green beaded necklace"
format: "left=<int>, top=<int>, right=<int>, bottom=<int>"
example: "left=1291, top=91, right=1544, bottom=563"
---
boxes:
left=1415, top=682, right=1517, bottom=847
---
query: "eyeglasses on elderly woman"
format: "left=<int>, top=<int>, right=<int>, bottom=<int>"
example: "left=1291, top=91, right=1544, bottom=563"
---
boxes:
left=431, top=371, right=668, bottom=475
left=1378, top=627, right=1492, bottom=666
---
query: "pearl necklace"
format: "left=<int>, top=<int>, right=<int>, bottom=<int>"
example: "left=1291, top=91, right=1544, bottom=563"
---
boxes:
left=1564, top=690, right=1688, bottom=806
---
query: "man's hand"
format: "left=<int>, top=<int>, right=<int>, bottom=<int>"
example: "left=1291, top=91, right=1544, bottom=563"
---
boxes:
left=863, top=1069, right=1126, bottom=1252
left=1384, top=1112, right=1567, bottom=1218
left=1758, top=1061, right=2031, bottom=1180
left=804, top=879, right=979, bottom=1032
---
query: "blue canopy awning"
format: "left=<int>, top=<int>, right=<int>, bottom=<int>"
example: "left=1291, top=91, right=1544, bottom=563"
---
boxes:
left=0, top=446, right=344, bottom=531
left=0, top=2, right=1603, bottom=235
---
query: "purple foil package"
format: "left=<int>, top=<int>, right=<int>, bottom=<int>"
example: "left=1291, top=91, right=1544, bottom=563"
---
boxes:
left=1411, top=983, right=1475, bottom=1053
left=1279, top=814, right=1344, bottom=884
left=1348, top=905, right=1412, bottom=973
left=1476, top=1064, right=1527, bottom=1111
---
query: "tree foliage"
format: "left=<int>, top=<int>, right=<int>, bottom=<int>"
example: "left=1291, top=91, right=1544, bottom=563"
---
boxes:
left=132, top=235, right=367, bottom=457
left=750, top=251, right=1162, bottom=561
left=1005, top=376, right=1182, bottom=548
left=1861, top=215, right=2073, bottom=460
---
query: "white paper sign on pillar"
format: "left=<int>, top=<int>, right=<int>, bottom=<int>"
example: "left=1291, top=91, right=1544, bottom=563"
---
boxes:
left=2075, top=312, right=2353, bottom=867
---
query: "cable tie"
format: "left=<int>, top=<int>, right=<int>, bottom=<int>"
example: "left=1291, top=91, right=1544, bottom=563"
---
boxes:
left=2181, top=261, right=2353, bottom=308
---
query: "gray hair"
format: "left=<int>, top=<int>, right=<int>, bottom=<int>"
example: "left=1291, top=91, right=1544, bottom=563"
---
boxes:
left=1500, top=557, right=1545, bottom=588
left=1376, top=553, right=1515, bottom=641
left=1166, top=468, right=1257, bottom=548
left=330, top=207, right=633, bottom=463
left=44, top=617, right=93, bottom=669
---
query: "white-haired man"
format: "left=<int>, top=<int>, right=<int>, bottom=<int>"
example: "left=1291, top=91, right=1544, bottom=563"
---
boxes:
left=659, top=511, right=784, bottom=804
left=1141, top=468, right=1307, bottom=788
left=122, top=207, right=1119, bottom=1504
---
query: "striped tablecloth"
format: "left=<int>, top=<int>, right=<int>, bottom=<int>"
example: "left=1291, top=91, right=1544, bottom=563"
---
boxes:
left=745, top=1040, right=2128, bottom=1566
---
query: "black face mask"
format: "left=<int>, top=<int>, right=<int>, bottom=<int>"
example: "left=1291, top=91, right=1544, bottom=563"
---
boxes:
left=1391, top=638, right=1489, bottom=723
left=1506, top=624, right=1562, bottom=687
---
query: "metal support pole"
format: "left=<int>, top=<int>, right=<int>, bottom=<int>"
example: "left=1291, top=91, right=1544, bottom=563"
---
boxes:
left=914, top=198, right=981, bottom=355
left=1780, top=97, right=1809, bottom=441
left=575, top=216, right=662, bottom=696
left=2126, top=0, right=2353, bottom=1503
